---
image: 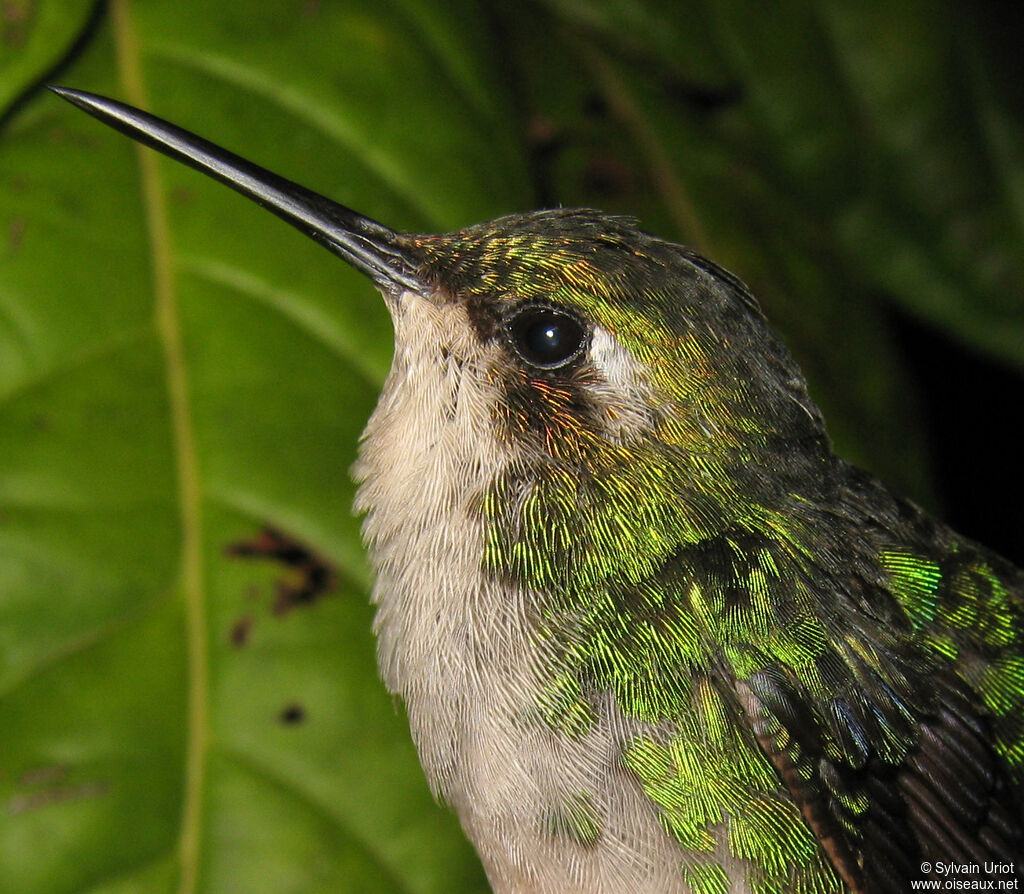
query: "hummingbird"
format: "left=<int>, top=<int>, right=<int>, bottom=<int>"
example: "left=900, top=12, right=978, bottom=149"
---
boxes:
left=52, top=86, right=1023, bottom=894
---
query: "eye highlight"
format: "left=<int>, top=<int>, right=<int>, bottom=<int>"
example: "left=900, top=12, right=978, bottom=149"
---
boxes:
left=504, top=304, right=589, bottom=370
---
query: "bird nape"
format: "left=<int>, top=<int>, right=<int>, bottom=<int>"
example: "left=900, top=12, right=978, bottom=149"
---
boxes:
left=53, top=86, right=1023, bottom=894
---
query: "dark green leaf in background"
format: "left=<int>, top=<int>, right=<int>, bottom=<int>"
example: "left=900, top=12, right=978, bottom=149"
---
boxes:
left=1, top=1, right=1022, bottom=892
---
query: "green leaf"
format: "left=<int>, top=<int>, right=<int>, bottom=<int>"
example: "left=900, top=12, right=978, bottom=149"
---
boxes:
left=1, top=0, right=523, bottom=891
left=0, top=0, right=101, bottom=116
left=702, top=0, right=1024, bottom=367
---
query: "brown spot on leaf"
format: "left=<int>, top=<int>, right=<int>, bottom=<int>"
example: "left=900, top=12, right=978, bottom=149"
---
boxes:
left=6, top=781, right=108, bottom=815
left=278, top=702, right=306, bottom=725
left=5, top=764, right=107, bottom=815
left=169, top=186, right=195, bottom=206
left=226, top=526, right=337, bottom=617
left=8, top=217, right=24, bottom=252
left=18, top=764, right=66, bottom=786
left=229, top=614, right=253, bottom=648
left=2, top=0, right=31, bottom=49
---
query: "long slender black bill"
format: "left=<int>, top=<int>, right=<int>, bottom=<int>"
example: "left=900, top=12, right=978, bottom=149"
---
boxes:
left=49, top=86, right=422, bottom=293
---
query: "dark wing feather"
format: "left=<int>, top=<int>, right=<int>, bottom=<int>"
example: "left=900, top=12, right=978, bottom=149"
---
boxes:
left=740, top=667, right=1022, bottom=893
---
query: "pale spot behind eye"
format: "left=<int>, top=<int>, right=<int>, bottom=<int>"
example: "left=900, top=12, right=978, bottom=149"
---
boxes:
left=587, top=326, right=663, bottom=441
left=589, top=326, right=636, bottom=383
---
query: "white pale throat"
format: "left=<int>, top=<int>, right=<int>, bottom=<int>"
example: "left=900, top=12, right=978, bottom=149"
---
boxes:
left=353, top=294, right=731, bottom=893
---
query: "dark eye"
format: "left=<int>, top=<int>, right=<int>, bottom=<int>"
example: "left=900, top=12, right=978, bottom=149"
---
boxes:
left=505, top=305, right=588, bottom=369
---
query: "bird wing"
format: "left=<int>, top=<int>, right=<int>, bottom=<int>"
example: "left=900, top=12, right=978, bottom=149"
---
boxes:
left=730, top=524, right=1024, bottom=893
left=738, top=662, right=1022, bottom=892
